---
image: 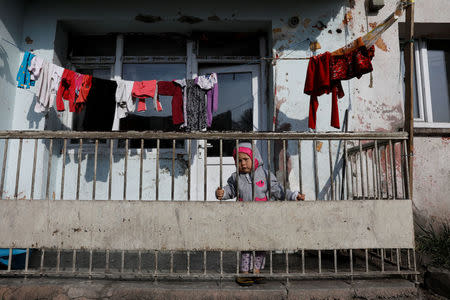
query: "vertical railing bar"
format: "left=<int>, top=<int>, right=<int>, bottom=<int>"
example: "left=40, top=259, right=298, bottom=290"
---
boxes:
left=203, top=250, right=207, bottom=275
left=344, top=141, right=351, bottom=200
left=313, top=141, right=319, bottom=200
left=92, top=139, right=98, bottom=200
left=236, top=251, right=240, bottom=275
left=204, top=139, right=207, bottom=202
left=170, top=251, right=174, bottom=274
left=269, top=250, right=273, bottom=275
left=407, top=249, right=411, bottom=270
left=14, top=138, right=23, bottom=199
left=156, top=139, right=160, bottom=201
left=45, top=139, right=53, bottom=199
left=396, top=248, right=401, bottom=271
left=60, top=139, right=67, bottom=200
left=318, top=250, right=322, bottom=274
left=219, top=139, right=223, bottom=190
left=282, top=140, right=287, bottom=200
left=40, top=249, right=45, bottom=274
left=365, top=249, right=369, bottom=272
left=187, top=251, right=190, bottom=275
left=89, top=249, right=93, bottom=276
left=390, top=248, right=394, bottom=263
left=267, top=140, right=272, bottom=200
left=328, top=140, right=334, bottom=200
left=121, top=250, right=125, bottom=274
left=7, top=248, right=12, bottom=272
left=108, top=140, right=113, bottom=200
left=375, top=141, right=382, bottom=199
left=334, top=249, right=338, bottom=273
left=235, top=140, right=239, bottom=201
left=298, top=140, right=303, bottom=194
left=413, top=249, right=418, bottom=282
left=371, top=148, right=377, bottom=199
left=220, top=251, right=224, bottom=276
left=252, top=251, right=256, bottom=275
left=76, top=139, right=83, bottom=200
left=25, top=248, right=30, bottom=273
left=72, top=250, right=76, bottom=273
left=154, top=250, right=158, bottom=275
left=123, top=139, right=128, bottom=200
left=56, top=249, right=61, bottom=273
left=251, top=141, right=255, bottom=201
left=138, top=250, right=142, bottom=274
left=139, top=139, right=144, bottom=201
left=285, top=251, right=289, bottom=274
left=30, top=139, right=38, bottom=200
left=402, top=140, right=411, bottom=199
left=105, top=250, right=110, bottom=274
left=351, top=154, right=356, bottom=199
left=301, top=249, right=305, bottom=274
left=365, top=150, right=370, bottom=199
left=381, top=249, right=385, bottom=272
left=389, top=140, right=397, bottom=200
left=359, top=140, right=364, bottom=199
left=400, top=142, right=406, bottom=199
left=187, top=140, right=191, bottom=201
left=384, top=145, right=390, bottom=199
left=350, top=249, right=353, bottom=275
left=0, top=138, right=9, bottom=199
left=171, top=139, right=175, bottom=201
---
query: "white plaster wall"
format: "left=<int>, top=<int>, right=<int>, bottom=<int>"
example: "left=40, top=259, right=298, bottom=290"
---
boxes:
left=400, top=0, right=450, bottom=23
left=413, top=137, right=450, bottom=224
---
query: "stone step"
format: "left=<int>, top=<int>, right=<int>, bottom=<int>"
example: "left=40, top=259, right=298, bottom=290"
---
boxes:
left=0, top=278, right=418, bottom=300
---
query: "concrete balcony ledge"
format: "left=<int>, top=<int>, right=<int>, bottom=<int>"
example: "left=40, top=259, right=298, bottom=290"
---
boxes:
left=0, top=278, right=418, bottom=300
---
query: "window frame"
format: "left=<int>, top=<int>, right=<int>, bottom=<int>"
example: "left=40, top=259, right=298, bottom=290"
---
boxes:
left=412, top=39, right=450, bottom=128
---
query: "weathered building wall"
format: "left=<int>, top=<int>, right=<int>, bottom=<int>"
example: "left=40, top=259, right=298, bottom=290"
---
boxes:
left=399, top=0, right=450, bottom=225
left=0, top=0, right=417, bottom=201
left=413, top=137, right=450, bottom=224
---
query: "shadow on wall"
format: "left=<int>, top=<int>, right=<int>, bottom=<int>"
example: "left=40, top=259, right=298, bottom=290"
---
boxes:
left=0, top=45, right=15, bottom=86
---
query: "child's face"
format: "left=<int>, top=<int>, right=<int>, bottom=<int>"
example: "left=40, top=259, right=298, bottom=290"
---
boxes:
left=238, top=152, right=252, bottom=173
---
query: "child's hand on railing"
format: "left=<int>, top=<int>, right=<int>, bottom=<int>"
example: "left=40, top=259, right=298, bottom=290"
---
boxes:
left=296, top=193, right=305, bottom=201
left=216, top=187, right=224, bottom=200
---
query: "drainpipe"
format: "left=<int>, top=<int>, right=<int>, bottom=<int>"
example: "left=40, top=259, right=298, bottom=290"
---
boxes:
left=403, top=2, right=414, bottom=200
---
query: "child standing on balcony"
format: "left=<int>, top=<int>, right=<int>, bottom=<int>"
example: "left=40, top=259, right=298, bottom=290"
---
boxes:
left=215, top=141, right=305, bottom=286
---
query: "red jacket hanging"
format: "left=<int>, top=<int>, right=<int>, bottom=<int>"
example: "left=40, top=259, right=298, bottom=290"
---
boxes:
left=157, top=81, right=184, bottom=125
left=56, top=69, right=77, bottom=112
left=304, top=52, right=344, bottom=129
left=304, top=45, right=375, bottom=130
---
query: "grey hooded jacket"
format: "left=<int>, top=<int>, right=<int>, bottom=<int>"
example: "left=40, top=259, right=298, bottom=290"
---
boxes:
left=221, top=142, right=299, bottom=201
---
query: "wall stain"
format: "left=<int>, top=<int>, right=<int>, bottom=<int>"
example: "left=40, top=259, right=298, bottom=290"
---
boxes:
left=375, top=38, right=389, bottom=52
left=343, top=11, right=353, bottom=26
left=302, top=18, right=311, bottom=28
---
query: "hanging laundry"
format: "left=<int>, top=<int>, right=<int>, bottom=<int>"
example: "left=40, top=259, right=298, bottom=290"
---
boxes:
left=16, top=51, right=36, bottom=89
left=34, top=63, right=64, bottom=113
left=82, top=77, right=117, bottom=131
left=28, top=56, right=44, bottom=81
left=56, top=69, right=78, bottom=112
left=196, top=73, right=219, bottom=127
left=157, top=81, right=184, bottom=125
left=185, top=79, right=207, bottom=131
left=35, top=64, right=64, bottom=113
left=304, top=42, right=375, bottom=130
left=112, top=79, right=134, bottom=131
left=132, top=80, right=160, bottom=112
left=74, top=75, right=93, bottom=113
left=173, top=79, right=188, bottom=128
left=304, top=52, right=344, bottom=129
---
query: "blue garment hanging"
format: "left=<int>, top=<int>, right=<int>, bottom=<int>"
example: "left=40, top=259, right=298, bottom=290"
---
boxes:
left=16, top=51, right=36, bottom=89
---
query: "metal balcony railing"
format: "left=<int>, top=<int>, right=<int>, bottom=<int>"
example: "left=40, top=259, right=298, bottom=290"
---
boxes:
left=0, top=130, right=417, bottom=281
